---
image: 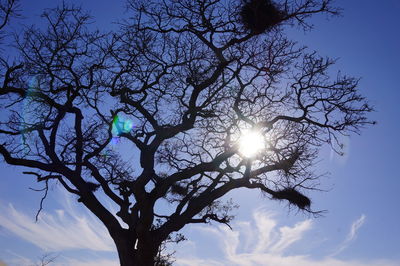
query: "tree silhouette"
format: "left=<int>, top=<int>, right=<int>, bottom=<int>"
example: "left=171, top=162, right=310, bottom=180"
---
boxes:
left=33, top=253, right=58, bottom=266
left=0, top=0, right=373, bottom=265
left=0, top=0, right=19, bottom=40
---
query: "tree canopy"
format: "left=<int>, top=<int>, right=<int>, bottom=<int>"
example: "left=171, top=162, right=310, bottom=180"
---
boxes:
left=0, top=0, right=373, bottom=265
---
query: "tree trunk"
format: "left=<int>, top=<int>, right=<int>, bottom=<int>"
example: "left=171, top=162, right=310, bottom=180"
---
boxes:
left=114, top=236, right=136, bottom=266
left=114, top=235, right=158, bottom=266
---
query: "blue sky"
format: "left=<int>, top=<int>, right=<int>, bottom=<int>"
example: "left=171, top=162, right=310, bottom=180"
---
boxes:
left=1, top=0, right=400, bottom=265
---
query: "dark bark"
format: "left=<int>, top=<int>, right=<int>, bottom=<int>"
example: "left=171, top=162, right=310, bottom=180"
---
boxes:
left=114, top=235, right=158, bottom=266
left=115, top=240, right=136, bottom=266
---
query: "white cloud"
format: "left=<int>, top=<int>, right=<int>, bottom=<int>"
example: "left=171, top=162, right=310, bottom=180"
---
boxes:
left=0, top=193, right=395, bottom=266
left=2, top=252, right=119, bottom=266
left=0, top=190, right=115, bottom=252
left=58, top=258, right=118, bottom=266
left=348, top=215, right=366, bottom=243
left=175, top=209, right=397, bottom=266
left=2, top=250, right=38, bottom=266
left=252, top=212, right=277, bottom=253
left=330, top=214, right=366, bottom=257
left=268, top=219, right=312, bottom=254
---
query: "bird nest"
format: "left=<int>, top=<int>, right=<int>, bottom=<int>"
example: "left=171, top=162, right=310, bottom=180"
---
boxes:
left=240, top=0, right=286, bottom=34
left=273, top=188, right=311, bottom=209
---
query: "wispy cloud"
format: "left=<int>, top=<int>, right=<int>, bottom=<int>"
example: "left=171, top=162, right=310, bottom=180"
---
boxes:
left=190, top=211, right=312, bottom=266
left=330, top=214, right=366, bottom=257
left=0, top=190, right=115, bottom=252
left=2, top=253, right=118, bottom=266
left=0, top=194, right=394, bottom=266
left=58, top=258, right=118, bottom=266
left=175, top=210, right=396, bottom=266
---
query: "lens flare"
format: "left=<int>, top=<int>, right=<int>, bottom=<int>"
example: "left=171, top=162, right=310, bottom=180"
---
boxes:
left=112, top=115, right=134, bottom=137
left=123, top=120, right=133, bottom=132
left=105, top=115, right=135, bottom=157
left=20, top=76, right=41, bottom=155
left=102, top=115, right=135, bottom=158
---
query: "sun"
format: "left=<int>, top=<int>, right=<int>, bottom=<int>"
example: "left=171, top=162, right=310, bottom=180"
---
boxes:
left=238, top=130, right=266, bottom=158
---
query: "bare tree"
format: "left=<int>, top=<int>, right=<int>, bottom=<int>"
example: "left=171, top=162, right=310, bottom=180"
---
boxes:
left=0, top=0, right=19, bottom=31
left=0, top=0, right=373, bottom=265
left=0, top=0, right=19, bottom=43
left=32, top=253, right=58, bottom=266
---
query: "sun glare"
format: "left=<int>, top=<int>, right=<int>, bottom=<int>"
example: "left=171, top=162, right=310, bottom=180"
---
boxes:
left=238, top=130, right=266, bottom=158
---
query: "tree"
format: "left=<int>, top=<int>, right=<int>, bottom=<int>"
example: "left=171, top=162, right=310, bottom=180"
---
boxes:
left=33, top=253, right=58, bottom=266
left=0, top=0, right=19, bottom=37
left=0, top=0, right=373, bottom=265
